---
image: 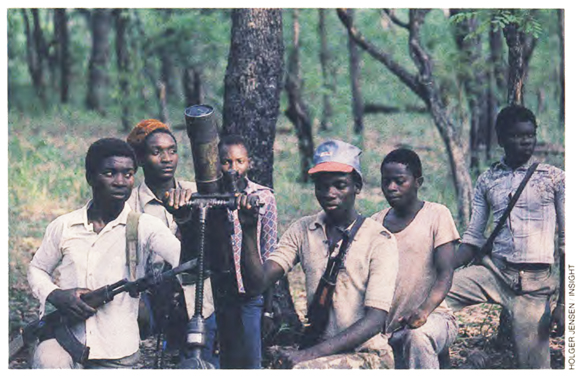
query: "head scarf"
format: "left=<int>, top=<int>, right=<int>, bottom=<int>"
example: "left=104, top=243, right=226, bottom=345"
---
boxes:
left=126, top=119, right=170, bottom=151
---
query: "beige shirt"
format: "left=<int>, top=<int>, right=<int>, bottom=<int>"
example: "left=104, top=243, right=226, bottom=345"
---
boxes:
left=28, top=202, right=180, bottom=359
left=128, top=180, right=214, bottom=318
left=268, top=212, right=398, bottom=354
left=371, top=201, right=460, bottom=331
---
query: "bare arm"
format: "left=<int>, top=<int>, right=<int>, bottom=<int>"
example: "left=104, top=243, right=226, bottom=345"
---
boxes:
left=238, top=202, right=285, bottom=295
left=404, top=241, right=455, bottom=328
left=278, top=307, right=387, bottom=367
left=453, top=242, right=479, bottom=269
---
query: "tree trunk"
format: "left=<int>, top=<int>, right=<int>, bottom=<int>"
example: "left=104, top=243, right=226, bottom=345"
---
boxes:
left=318, top=9, right=333, bottom=131
left=223, top=8, right=284, bottom=188
left=132, top=10, right=168, bottom=122
left=21, top=9, right=46, bottom=104
left=558, top=9, right=565, bottom=125
left=157, top=81, right=170, bottom=124
left=285, top=9, right=314, bottom=183
left=31, top=9, right=54, bottom=89
left=338, top=9, right=473, bottom=228
left=489, top=25, right=506, bottom=98
left=451, top=9, right=492, bottom=173
left=113, top=9, right=131, bottom=131
left=222, top=9, right=301, bottom=345
left=86, top=9, right=111, bottom=114
left=53, top=9, right=70, bottom=104
left=183, top=66, right=204, bottom=107
left=503, top=23, right=525, bottom=106
left=159, top=9, right=178, bottom=102
left=347, top=9, right=364, bottom=135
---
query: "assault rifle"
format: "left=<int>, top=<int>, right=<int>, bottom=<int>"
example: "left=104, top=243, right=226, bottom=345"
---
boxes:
left=9, top=258, right=199, bottom=364
left=300, top=215, right=365, bottom=349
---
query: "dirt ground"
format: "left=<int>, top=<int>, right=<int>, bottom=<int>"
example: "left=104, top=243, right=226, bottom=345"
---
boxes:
left=9, top=266, right=565, bottom=369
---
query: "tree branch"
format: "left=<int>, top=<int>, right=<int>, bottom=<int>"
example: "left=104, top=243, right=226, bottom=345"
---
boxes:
left=336, top=8, right=425, bottom=101
left=383, top=9, right=409, bottom=29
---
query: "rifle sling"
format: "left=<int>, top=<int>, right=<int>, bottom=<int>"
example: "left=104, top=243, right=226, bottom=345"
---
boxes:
left=308, top=215, right=366, bottom=319
left=479, top=162, right=539, bottom=256
left=54, top=322, right=90, bottom=364
left=49, top=211, right=141, bottom=362
left=126, top=211, right=142, bottom=281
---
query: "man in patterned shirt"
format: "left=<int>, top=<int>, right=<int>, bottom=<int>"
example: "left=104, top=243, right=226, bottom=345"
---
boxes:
left=448, top=105, right=565, bottom=369
left=212, top=135, right=278, bottom=369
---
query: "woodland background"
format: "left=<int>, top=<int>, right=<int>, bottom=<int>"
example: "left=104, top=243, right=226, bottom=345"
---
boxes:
left=7, top=8, right=565, bottom=368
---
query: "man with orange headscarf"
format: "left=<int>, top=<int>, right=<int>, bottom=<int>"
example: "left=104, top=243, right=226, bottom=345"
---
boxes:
left=127, top=119, right=219, bottom=367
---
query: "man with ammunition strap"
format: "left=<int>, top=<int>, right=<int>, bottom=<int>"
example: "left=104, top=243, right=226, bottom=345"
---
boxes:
left=28, top=138, right=182, bottom=368
left=447, top=105, right=565, bottom=369
left=237, top=140, right=399, bottom=369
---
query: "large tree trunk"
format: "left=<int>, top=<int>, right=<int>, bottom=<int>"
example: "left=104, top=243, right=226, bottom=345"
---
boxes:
left=53, top=9, right=70, bottom=104
left=86, top=9, right=111, bottom=114
left=338, top=9, right=473, bottom=228
left=113, top=9, right=131, bottom=131
left=558, top=9, right=565, bottom=125
left=223, top=8, right=284, bottom=188
left=451, top=9, right=493, bottom=173
left=347, top=9, right=364, bottom=135
left=285, top=9, right=314, bottom=183
left=21, top=9, right=46, bottom=104
left=222, top=8, right=301, bottom=345
left=318, top=9, right=333, bottom=131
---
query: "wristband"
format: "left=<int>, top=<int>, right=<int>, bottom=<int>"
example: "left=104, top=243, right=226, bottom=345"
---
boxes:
left=263, top=311, right=274, bottom=319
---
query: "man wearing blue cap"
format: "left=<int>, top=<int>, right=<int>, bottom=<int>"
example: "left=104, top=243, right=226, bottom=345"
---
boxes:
left=237, top=140, right=399, bottom=369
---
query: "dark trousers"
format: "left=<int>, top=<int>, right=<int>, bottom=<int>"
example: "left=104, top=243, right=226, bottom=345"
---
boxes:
left=212, top=273, right=263, bottom=369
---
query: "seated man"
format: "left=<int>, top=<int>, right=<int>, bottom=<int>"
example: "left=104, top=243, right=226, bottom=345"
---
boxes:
left=371, top=148, right=459, bottom=369
left=126, top=119, right=218, bottom=366
left=238, top=140, right=399, bottom=369
left=28, top=138, right=181, bottom=369
left=447, top=105, right=565, bottom=369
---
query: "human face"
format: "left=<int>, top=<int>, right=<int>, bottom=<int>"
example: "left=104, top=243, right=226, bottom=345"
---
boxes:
left=90, top=156, right=135, bottom=204
left=381, top=162, right=422, bottom=210
left=499, top=121, right=537, bottom=167
left=220, top=144, right=250, bottom=178
left=314, top=172, right=360, bottom=218
left=141, top=132, right=178, bottom=182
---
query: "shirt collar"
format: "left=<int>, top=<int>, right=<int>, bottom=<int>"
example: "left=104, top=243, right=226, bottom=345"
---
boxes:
left=138, top=179, right=181, bottom=207
left=71, top=200, right=132, bottom=228
left=243, top=178, right=258, bottom=194
left=308, top=211, right=327, bottom=231
left=497, top=156, right=538, bottom=172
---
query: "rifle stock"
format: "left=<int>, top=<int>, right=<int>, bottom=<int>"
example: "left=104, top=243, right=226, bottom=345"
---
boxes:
left=9, top=258, right=198, bottom=363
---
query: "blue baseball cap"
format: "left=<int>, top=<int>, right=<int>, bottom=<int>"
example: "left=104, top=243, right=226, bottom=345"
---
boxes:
left=308, top=140, right=362, bottom=179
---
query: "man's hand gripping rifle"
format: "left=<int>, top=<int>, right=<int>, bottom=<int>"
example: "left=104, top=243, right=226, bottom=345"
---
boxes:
left=9, top=258, right=200, bottom=364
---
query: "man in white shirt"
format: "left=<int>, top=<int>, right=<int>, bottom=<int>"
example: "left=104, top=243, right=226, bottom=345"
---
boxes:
left=28, top=138, right=181, bottom=369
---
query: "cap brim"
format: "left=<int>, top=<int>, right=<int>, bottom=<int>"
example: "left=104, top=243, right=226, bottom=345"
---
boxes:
left=308, top=162, right=354, bottom=175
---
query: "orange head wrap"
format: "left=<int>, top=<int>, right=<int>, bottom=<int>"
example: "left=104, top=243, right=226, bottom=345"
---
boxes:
left=126, top=119, right=170, bottom=151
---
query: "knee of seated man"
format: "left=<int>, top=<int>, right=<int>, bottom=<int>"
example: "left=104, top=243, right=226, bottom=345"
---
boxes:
left=397, top=327, right=432, bottom=349
left=32, top=339, right=76, bottom=369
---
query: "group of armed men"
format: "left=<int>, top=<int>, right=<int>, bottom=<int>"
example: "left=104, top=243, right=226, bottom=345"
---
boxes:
left=27, top=104, right=565, bottom=369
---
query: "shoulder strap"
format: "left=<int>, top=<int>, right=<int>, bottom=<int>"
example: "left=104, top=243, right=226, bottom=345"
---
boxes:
left=334, top=214, right=366, bottom=267
left=126, top=211, right=142, bottom=281
left=480, top=162, right=539, bottom=254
